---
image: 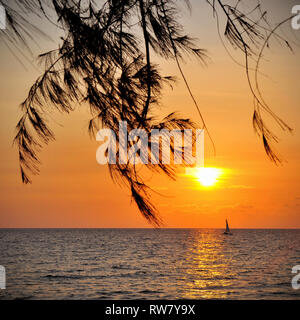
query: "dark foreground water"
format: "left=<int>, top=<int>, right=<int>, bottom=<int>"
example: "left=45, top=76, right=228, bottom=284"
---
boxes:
left=0, top=229, right=299, bottom=300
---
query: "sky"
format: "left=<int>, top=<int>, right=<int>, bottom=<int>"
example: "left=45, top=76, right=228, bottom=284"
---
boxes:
left=0, top=0, right=300, bottom=228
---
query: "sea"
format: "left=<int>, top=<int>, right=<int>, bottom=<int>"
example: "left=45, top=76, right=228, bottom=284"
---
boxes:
left=0, top=228, right=299, bottom=300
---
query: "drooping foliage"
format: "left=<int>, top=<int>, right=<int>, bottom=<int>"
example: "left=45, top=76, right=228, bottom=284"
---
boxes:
left=0, top=0, right=293, bottom=224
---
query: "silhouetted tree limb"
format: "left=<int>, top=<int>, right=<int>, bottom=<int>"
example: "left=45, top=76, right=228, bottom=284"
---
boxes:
left=0, top=0, right=294, bottom=224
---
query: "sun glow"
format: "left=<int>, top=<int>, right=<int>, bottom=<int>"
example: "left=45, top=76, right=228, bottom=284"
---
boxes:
left=186, top=167, right=223, bottom=187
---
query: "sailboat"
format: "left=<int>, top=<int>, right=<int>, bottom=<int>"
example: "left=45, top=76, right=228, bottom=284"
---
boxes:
left=224, top=219, right=232, bottom=235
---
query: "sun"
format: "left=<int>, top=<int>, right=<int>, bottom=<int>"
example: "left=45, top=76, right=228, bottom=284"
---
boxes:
left=196, top=167, right=222, bottom=187
left=186, top=167, right=223, bottom=187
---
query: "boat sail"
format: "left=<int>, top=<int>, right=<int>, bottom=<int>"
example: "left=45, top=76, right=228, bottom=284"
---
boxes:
left=224, top=219, right=232, bottom=235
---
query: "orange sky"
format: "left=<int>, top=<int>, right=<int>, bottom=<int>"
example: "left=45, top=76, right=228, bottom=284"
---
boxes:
left=0, top=0, right=300, bottom=228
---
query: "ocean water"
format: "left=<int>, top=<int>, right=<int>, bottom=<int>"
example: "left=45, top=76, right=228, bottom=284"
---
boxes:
left=0, top=228, right=299, bottom=300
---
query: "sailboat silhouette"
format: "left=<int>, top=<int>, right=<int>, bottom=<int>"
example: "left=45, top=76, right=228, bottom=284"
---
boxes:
left=224, top=219, right=232, bottom=235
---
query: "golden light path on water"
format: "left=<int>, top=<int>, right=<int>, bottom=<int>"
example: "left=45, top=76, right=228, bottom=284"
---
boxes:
left=179, top=230, right=238, bottom=299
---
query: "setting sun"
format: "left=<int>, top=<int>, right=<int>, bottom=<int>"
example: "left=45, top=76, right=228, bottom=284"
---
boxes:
left=186, top=167, right=223, bottom=187
left=196, top=168, right=222, bottom=187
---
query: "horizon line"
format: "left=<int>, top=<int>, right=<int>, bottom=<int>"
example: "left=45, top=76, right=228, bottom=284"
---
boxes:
left=0, top=227, right=300, bottom=230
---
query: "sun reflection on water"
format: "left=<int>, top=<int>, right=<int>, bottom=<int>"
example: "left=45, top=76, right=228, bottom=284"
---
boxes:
left=179, top=230, right=238, bottom=299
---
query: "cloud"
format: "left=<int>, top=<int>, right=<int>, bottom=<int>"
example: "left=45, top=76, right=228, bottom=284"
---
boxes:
left=217, top=203, right=254, bottom=214
left=221, top=185, right=254, bottom=190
